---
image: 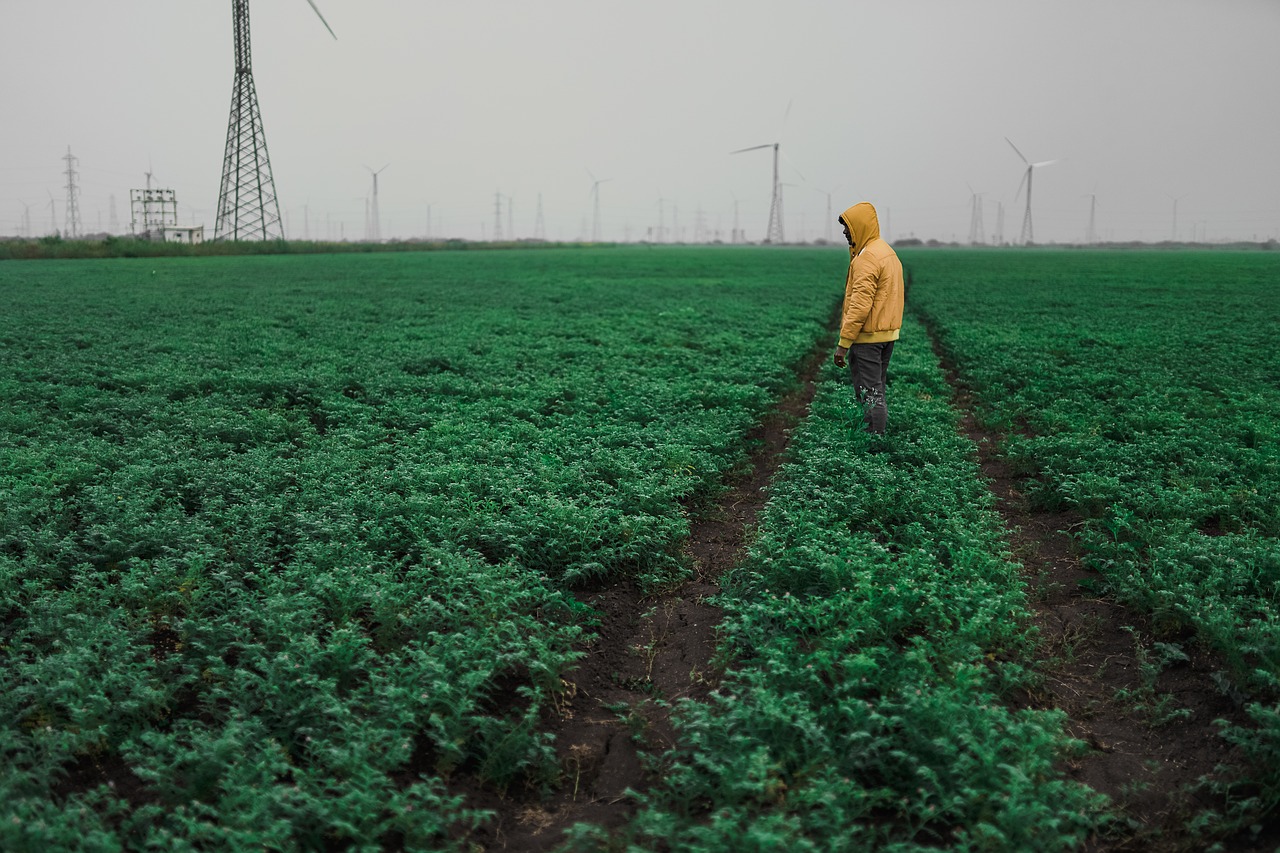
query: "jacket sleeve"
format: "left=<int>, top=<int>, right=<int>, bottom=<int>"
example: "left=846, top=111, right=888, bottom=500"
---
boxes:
left=839, top=254, right=878, bottom=347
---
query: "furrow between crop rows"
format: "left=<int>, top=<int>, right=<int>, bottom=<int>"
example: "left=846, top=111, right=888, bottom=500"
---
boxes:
left=903, top=248, right=1280, bottom=850
left=918, top=312, right=1261, bottom=850
left=566, top=317, right=1107, bottom=850
left=474, top=313, right=837, bottom=851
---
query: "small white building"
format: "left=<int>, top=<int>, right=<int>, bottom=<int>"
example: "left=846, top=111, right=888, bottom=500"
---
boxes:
left=158, top=225, right=205, bottom=244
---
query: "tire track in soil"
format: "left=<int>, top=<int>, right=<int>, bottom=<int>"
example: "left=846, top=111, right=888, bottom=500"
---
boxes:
left=465, top=323, right=835, bottom=852
left=919, top=317, right=1273, bottom=852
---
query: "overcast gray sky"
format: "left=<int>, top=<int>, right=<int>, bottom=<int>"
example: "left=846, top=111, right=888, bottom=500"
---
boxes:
left=3, top=0, right=1278, bottom=244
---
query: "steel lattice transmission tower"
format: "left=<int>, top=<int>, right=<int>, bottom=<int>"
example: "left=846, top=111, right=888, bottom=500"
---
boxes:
left=62, top=146, right=82, bottom=238
left=215, top=0, right=334, bottom=242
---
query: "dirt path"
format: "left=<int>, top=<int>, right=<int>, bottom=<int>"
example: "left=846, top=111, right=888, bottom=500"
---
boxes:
left=468, top=328, right=833, bottom=851
left=919, top=320, right=1269, bottom=852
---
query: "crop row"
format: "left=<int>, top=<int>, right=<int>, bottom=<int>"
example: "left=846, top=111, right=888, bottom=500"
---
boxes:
left=0, top=249, right=835, bottom=849
left=907, top=249, right=1280, bottom=830
left=571, top=316, right=1105, bottom=850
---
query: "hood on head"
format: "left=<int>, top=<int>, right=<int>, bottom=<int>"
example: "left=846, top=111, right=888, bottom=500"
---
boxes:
left=838, top=202, right=880, bottom=254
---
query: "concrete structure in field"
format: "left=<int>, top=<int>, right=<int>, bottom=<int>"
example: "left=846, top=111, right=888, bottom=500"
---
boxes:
left=159, top=225, right=205, bottom=244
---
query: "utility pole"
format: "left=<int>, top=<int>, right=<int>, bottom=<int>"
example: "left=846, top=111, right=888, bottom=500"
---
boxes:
left=62, top=146, right=82, bottom=238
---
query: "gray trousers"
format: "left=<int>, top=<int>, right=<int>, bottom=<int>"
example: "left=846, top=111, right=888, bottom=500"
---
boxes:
left=848, top=340, right=895, bottom=434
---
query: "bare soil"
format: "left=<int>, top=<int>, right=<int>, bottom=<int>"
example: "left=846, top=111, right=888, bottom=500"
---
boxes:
left=466, top=333, right=832, bottom=851
left=922, top=326, right=1276, bottom=852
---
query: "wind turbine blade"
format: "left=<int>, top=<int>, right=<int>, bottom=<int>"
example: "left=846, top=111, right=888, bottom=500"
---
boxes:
left=731, top=144, right=774, bottom=155
left=1032, top=159, right=1060, bottom=168
left=1014, top=167, right=1029, bottom=202
left=305, top=0, right=338, bottom=39
left=1005, top=137, right=1029, bottom=165
left=780, top=149, right=807, bottom=184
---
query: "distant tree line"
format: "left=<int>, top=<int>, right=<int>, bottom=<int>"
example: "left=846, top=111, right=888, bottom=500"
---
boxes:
left=0, top=235, right=598, bottom=262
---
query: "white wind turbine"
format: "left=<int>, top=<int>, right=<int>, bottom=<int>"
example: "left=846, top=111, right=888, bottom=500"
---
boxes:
left=967, top=183, right=986, bottom=245
left=1006, top=137, right=1059, bottom=245
left=587, top=169, right=611, bottom=242
left=365, top=163, right=389, bottom=241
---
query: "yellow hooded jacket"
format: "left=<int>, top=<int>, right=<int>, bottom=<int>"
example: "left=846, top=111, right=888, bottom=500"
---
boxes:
left=838, top=202, right=904, bottom=348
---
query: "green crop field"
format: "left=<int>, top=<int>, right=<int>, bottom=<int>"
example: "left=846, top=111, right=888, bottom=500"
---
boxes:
left=2, top=246, right=1278, bottom=851
left=907, top=249, right=1280, bottom=836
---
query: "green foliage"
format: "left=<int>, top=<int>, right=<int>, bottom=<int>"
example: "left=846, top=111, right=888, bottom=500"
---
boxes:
left=602, top=317, right=1104, bottom=851
left=0, top=248, right=834, bottom=845
left=0, top=235, right=599, bottom=261
left=908, top=248, right=1280, bottom=831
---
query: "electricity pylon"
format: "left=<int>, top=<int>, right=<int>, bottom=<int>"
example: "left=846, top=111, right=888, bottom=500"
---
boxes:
left=62, top=146, right=82, bottom=238
left=215, top=0, right=335, bottom=241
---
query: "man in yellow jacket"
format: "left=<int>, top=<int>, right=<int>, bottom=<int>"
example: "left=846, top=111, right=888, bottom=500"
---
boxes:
left=832, top=202, right=904, bottom=434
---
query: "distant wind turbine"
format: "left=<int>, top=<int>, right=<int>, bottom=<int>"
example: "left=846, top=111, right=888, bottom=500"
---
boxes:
left=1083, top=186, right=1098, bottom=244
left=732, top=143, right=785, bottom=243
left=813, top=185, right=841, bottom=243
left=365, top=164, right=389, bottom=241
left=967, top=183, right=986, bottom=245
left=1006, top=137, right=1058, bottom=245
left=587, top=169, right=611, bottom=242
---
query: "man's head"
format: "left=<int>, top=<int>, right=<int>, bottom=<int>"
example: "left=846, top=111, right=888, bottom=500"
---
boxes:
left=838, top=202, right=881, bottom=254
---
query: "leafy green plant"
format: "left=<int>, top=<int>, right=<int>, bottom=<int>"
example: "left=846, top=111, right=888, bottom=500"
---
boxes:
left=608, top=316, right=1105, bottom=850
left=908, top=247, right=1280, bottom=833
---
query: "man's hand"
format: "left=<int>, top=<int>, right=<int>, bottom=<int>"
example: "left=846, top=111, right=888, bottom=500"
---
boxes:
left=833, top=345, right=848, bottom=369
